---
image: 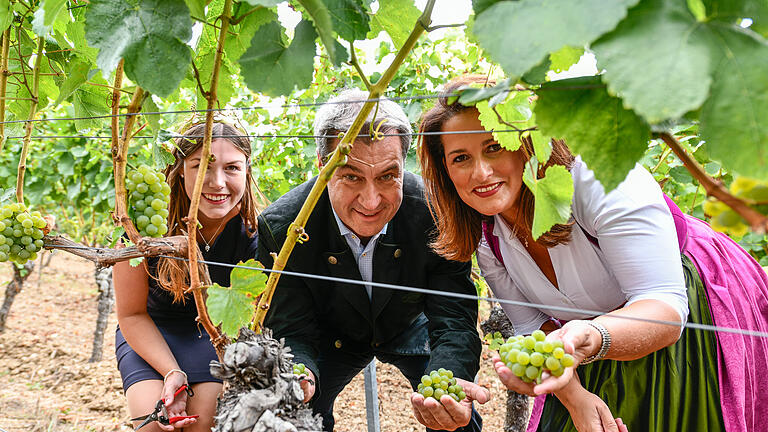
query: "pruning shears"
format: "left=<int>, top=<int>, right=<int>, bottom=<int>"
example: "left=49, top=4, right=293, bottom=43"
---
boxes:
left=131, top=384, right=199, bottom=430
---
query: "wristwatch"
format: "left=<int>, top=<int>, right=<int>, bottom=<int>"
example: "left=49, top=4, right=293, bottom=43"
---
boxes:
left=574, top=320, right=611, bottom=365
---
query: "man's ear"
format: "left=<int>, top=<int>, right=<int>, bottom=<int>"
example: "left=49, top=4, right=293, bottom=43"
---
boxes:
left=316, top=150, right=323, bottom=170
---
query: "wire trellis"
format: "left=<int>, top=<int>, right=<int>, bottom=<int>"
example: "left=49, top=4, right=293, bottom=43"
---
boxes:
left=42, top=242, right=768, bottom=340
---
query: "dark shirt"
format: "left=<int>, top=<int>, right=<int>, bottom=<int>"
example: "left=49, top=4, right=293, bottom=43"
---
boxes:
left=146, top=215, right=258, bottom=325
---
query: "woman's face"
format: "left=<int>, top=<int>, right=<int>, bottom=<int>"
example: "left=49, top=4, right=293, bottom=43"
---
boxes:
left=183, top=138, right=248, bottom=224
left=441, top=109, right=526, bottom=217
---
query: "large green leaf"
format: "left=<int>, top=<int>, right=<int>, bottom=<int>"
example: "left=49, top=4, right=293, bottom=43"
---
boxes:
left=41, top=0, right=67, bottom=27
left=239, top=20, right=317, bottom=97
left=700, top=24, right=768, bottom=178
left=206, top=259, right=267, bottom=338
left=549, top=46, right=585, bottom=73
left=224, top=7, right=276, bottom=62
left=522, top=162, right=574, bottom=239
left=297, top=0, right=338, bottom=65
left=85, top=0, right=193, bottom=97
left=368, top=0, right=420, bottom=48
left=535, top=76, right=651, bottom=192
left=592, top=0, right=712, bottom=123
left=326, top=0, right=370, bottom=42
left=473, top=0, right=639, bottom=77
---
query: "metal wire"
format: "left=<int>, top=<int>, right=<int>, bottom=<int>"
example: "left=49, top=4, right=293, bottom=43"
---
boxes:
left=41, top=241, right=768, bottom=338
left=0, top=84, right=605, bottom=127
left=5, top=129, right=529, bottom=140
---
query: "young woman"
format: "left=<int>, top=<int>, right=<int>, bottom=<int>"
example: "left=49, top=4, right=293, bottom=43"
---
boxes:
left=114, top=121, right=259, bottom=431
left=418, top=77, right=768, bottom=432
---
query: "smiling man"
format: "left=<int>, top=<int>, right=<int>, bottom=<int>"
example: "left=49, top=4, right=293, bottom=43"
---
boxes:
left=258, top=90, right=486, bottom=432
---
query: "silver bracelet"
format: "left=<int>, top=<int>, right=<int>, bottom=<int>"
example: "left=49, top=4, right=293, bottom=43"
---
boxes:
left=575, top=320, right=611, bottom=365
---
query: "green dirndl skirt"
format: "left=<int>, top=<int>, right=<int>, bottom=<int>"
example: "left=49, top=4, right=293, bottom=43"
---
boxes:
left=536, top=255, right=726, bottom=432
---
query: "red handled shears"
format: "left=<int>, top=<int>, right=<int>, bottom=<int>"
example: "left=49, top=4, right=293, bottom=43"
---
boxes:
left=131, top=384, right=199, bottom=430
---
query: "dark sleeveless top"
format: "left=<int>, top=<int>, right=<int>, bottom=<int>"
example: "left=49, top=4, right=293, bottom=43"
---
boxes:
left=145, top=215, right=258, bottom=326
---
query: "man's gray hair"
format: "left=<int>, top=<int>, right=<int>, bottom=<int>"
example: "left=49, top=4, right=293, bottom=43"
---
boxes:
left=313, top=89, right=412, bottom=162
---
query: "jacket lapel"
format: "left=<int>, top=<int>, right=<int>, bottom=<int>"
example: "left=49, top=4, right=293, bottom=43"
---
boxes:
left=370, top=233, right=402, bottom=320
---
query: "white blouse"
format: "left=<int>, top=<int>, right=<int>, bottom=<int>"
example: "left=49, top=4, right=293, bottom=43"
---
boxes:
left=477, top=157, right=689, bottom=335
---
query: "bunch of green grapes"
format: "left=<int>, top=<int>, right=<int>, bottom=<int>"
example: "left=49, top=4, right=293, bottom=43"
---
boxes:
left=498, top=330, right=575, bottom=384
left=417, top=368, right=466, bottom=403
left=126, top=164, right=170, bottom=238
left=0, top=202, right=46, bottom=264
left=704, top=176, right=768, bottom=238
left=293, top=363, right=307, bottom=376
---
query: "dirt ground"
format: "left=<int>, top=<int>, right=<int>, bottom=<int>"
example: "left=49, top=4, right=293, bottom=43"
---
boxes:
left=0, top=252, right=513, bottom=432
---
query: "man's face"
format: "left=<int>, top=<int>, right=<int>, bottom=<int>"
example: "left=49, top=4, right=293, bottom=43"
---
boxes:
left=325, top=136, right=404, bottom=242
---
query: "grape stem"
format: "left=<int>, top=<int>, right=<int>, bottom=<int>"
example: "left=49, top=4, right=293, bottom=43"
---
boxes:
left=658, top=132, right=768, bottom=233
left=16, top=37, right=43, bottom=204
left=0, top=27, right=11, bottom=155
left=185, top=0, right=234, bottom=360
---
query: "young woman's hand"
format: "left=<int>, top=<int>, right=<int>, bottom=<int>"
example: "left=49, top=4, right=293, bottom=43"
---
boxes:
left=410, top=378, right=490, bottom=431
left=529, top=321, right=603, bottom=394
left=160, top=373, right=197, bottom=430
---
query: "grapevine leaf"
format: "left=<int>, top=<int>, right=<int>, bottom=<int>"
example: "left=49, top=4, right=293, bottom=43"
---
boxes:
left=66, top=20, right=100, bottom=65
left=477, top=91, right=533, bottom=151
left=326, top=0, right=370, bottom=42
left=549, top=46, right=584, bottom=73
left=457, top=78, right=512, bottom=106
left=592, top=0, right=712, bottom=123
left=475, top=92, right=530, bottom=151
left=0, top=0, right=12, bottom=33
left=703, top=0, right=768, bottom=37
left=206, top=259, right=267, bottom=338
left=230, top=259, right=268, bottom=295
left=473, top=0, right=639, bottom=77
left=85, top=0, right=193, bottom=97
left=529, top=129, right=553, bottom=164
left=73, top=85, right=110, bottom=131
left=368, top=0, right=420, bottom=48
left=0, top=187, right=16, bottom=202
left=700, top=24, right=768, bottom=178
left=296, top=0, right=337, bottom=65
left=239, top=20, right=317, bottom=97
left=194, top=48, right=237, bottom=108
left=224, top=7, right=276, bottom=62
left=687, top=0, right=707, bottom=21
left=41, top=0, right=67, bottom=27
left=142, top=96, right=162, bottom=134
left=472, top=0, right=504, bottom=16
left=534, top=76, right=651, bottom=192
left=184, top=0, right=206, bottom=20
left=54, top=60, right=92, bottom=106
left=522, top=163, right=574, bottom=240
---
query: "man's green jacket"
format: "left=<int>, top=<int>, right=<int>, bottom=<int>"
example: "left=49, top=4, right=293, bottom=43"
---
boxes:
left=258, top=172, right=481, bottom=381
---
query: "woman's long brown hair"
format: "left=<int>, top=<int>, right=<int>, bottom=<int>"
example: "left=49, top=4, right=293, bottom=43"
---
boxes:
left=156, top=122, right=258, bottom=302
left=418, top=76, right=574, bottom=262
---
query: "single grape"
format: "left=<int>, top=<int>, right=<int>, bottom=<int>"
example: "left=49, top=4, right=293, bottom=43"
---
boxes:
left=530, top=352, right=545, bottom=367
left=525, top=366, right=539, bottom=380
left=532, top=330, right=546, bottom=341
left=545, top=357, right=561, bottom=371
left=561, top=354, right=575, bottom=367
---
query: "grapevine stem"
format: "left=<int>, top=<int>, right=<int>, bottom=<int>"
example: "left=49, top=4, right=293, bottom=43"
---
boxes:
left=0, top=27, right=11, bottom=155
left=186, top=0, right=233, bottom=359
left=659, top=132, right=768, bottom=233
left=16, top=37, right=43, bottom=204
left=113, top=69, right=145, bottom=244
left=252, top=0, right=438, bottom=332
left=348, top=41, right=371, bottom=91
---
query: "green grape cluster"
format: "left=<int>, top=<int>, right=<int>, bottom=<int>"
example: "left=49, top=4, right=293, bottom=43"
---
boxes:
left=498, top=330, right=575, bottom=384
left=293, top=363, right=307, bottom=375
left=0, top=202, right=46, bottom=264
left=126, top=165, right=171, bottom=238
left=704, top=176, right=768, bottom=237
left=417, top=368, right=466, bottom=403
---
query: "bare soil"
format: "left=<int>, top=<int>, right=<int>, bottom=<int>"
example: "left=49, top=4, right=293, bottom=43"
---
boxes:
left=0, top=252, right=510, bottom=432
